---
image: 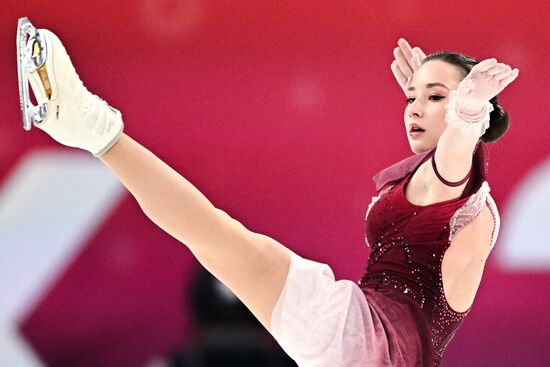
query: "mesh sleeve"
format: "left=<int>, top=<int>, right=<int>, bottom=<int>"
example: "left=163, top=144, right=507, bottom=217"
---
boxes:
left=448, top=181, right=500, bottom=251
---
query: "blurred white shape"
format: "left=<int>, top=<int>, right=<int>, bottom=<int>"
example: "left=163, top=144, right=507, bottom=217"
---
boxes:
left=0, top=325, right=44, bottom=366
left=497, top=156, right=550, bottom=271
left=289, top=76, right=323, bottom=110
left=143, top=355, right=170, bottom=367
left=139, top=0, right=205, bottom=43
left=0, top=149, right=126, bottom=365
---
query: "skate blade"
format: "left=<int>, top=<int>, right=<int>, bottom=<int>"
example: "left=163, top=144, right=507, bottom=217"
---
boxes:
left=17, top=17, right=50, bottom=131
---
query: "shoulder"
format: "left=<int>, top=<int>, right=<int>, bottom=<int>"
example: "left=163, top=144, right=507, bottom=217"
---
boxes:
left=450, top=195, right=497, bottom=261
left=467, top=202, right=495, bottom=236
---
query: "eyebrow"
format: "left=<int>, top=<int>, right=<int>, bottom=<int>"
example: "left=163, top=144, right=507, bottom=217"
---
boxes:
left=407, top=82, right=449, bottom=92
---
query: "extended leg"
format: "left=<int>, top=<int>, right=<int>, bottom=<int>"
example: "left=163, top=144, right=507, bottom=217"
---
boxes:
left=18, top=16, right=292, bottom=335
left=99, top=133, right=292, bottom=333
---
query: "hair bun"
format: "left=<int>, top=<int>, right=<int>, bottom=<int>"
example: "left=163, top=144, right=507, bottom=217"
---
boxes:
left=481, top=97, right=508, bottom=143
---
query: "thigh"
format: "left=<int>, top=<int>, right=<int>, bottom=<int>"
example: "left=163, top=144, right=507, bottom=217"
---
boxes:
left=191, top=208, right=293, bottom=334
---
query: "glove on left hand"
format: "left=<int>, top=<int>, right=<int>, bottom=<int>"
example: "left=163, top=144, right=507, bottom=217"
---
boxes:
left=453, top=58, right=519, bottom=122
left=444, top=58, right=519, bottom=138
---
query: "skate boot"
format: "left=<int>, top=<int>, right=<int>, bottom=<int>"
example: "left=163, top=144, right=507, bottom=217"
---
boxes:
left=17, top=17, right=124, bottom=157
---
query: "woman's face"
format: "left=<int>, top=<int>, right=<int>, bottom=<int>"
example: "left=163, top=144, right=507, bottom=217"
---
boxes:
left=404, top=60, right=464, bottom=154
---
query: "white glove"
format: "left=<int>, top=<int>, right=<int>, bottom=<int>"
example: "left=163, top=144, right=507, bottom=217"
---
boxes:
left=445, top=58, right=519, bottom=137
left=26, top=28, right=124, bottom=157
left=391, top=38, right=427, bottom=96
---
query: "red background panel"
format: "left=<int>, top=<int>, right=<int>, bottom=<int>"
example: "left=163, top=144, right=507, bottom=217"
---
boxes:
left=1, top=1, right=549, bottom=366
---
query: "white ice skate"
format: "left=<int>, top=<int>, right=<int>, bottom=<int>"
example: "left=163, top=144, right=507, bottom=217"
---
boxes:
left=17, top=17, right=124, bottom=157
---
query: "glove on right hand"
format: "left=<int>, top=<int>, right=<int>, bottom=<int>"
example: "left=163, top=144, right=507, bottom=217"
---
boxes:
left=391, top=38, right=427, bottom=96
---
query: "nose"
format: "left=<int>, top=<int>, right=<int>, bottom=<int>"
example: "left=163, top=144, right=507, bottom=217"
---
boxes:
left=407, top=98, right=423, bottom=118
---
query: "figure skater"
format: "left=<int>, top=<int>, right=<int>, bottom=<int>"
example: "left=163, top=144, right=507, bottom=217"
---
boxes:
left=19, top=21, right=519, bottom=366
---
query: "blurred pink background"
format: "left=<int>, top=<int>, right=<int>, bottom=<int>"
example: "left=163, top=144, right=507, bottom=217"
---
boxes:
left=1, top=1, right=549, bottom=366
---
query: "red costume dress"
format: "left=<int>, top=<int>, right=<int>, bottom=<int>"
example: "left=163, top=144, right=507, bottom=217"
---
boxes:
left=270, top=142, right=499, bottom=366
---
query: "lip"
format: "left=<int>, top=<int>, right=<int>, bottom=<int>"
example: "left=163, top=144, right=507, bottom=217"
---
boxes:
left=409, top=123, right=424, bottom=132
left=409, top=130, right=425, bottom=138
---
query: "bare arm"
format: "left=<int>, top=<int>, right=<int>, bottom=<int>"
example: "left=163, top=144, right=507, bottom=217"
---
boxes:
left=432, top=57, right=518, bottom=194
left=99, top=133, right=292, bottom=333
left=433, top=121, right=478, bottom=185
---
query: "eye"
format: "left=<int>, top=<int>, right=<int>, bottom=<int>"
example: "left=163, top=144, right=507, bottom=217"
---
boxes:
left=406, top=95, right=445, bottom=104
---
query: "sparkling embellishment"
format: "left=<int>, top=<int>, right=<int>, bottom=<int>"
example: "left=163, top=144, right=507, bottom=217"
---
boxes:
left=361, top=162, right=494, bottom=365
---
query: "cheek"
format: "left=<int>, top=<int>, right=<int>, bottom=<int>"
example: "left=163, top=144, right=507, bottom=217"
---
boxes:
left=430, top=104, right=446, bottom=123
left=403, top=105, right=412, bottom=119
left=439, top=104, right=447, bottom=117
left=438, top=105, right=448, bottom=124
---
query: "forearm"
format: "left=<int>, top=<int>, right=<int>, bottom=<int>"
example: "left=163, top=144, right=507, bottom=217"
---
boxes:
left=439, top=121, right=478, bottom=156
left=98, top=133, right=226, bottom=249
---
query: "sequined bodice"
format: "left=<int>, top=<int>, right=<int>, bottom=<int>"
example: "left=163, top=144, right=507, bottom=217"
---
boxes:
left=358, top=143, right=499, bottom=366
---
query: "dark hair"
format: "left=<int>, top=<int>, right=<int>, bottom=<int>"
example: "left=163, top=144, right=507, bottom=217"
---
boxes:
left=421, top=51, right=509, bottom=143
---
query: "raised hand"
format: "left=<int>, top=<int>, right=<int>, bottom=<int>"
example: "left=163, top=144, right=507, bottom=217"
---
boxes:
left=455, top=58, right=519, bottom=109
left=391, top=38, right=427, bottom=96
left=444, top=58, right=519, bottom=137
